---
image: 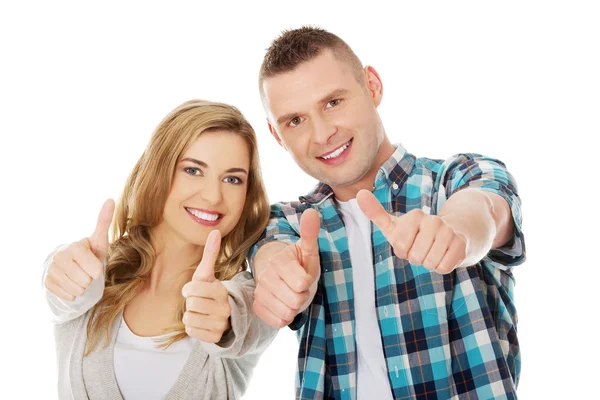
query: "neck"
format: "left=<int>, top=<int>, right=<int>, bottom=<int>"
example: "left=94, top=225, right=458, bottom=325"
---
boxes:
left=147, top=225, right=203, bottom=295
left=332, top=137, right=396, bottom=201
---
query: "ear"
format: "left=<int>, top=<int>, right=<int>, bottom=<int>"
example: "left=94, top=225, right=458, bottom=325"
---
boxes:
left=364, top=65, right=383, bottom=107
left=267, top=119, right=287, bottom=150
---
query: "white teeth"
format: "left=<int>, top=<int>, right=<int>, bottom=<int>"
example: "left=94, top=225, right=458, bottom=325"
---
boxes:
left=321, top=141, right=350, bottom=160
left=187, top=208, right=219, bottom=221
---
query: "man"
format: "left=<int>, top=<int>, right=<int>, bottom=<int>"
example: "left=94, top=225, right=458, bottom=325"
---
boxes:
left=251, top=26, right=525, bottom=399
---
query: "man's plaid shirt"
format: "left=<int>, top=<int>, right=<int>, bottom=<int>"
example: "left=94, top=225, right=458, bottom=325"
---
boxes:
left=251, top=144, right=525, bottom=399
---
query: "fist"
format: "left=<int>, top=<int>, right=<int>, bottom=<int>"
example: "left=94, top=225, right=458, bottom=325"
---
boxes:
left=45, top=199, right=114, bottom=301
left=253, top=208, right=321, bottom=328
left=357, top=190, right=467, bottom=274
left=182, top=230, right=232, bottom=343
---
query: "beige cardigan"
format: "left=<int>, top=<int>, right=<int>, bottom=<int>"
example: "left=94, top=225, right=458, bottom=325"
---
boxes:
left=49, top=271, right=278, bottom=399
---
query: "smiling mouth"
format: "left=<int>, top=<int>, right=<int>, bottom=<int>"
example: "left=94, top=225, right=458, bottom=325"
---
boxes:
left=318, top=139, right=352, bottom=160
left=185, top=207, right=223, bottom=222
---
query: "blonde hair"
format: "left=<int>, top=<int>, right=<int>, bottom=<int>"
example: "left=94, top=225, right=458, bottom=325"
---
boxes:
left=85, top=100, right=270, bottom=354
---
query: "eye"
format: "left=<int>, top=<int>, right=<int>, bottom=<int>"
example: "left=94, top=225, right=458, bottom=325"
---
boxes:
left=223, top=176, right=243, bottom=185
left=288, top=116, right=303, bottom=127
left=325, top=99, right=341, bottom=108
left=184, top=167, right=202, bottom=176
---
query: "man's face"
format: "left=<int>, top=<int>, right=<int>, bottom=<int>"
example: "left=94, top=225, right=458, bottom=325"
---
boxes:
left=263, top=49, right=385, bottom=190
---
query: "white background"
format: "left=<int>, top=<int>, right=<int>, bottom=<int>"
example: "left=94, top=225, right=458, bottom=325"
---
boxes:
left=1, top=1, right=599, bottom=399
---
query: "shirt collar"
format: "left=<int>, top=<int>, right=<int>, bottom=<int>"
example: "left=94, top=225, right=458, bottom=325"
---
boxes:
left=299, top=143, right=415, bottom=205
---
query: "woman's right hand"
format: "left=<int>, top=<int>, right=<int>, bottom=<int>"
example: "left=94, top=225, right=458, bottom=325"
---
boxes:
left=44, top=199, right=114, bottom=301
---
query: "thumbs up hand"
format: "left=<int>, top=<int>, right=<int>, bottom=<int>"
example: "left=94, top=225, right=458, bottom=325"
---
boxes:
left=357, top=190, right=468, bottom=274
left=252, top=208, right=321, bottom=328
left=45, top=199, right=115, bottom=301
left=181, top=230, right=232, bottom=343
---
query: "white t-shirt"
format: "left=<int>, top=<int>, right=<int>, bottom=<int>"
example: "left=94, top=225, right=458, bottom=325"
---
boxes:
left=113, top=316, right=195, bottom=400
left=337, top=199, right=393, bottom=400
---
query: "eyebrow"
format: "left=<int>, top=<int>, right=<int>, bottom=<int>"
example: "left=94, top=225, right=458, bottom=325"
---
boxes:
left=275, top=88, right=350, bottom=126
left=180, top=158, right=248, bottom=174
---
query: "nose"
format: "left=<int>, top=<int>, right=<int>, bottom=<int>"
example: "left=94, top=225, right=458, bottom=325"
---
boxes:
left=200, top=178, right=223, bottom=206
left=311, top=114, right=338, bottom=145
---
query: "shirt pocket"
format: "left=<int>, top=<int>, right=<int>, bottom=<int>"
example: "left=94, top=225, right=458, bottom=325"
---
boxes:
left=412, top=266, right=449, bottom=319
left=414, top=265, right=472, bottom=319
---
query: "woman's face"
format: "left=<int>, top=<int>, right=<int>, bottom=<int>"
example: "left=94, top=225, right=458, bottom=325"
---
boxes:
left=160, top=130, right=250, bottom=247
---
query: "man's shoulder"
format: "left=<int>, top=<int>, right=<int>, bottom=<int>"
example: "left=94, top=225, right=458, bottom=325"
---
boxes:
left=410, top=152, right=503, bottom=176
left=269, top=200, right=304, bottom=214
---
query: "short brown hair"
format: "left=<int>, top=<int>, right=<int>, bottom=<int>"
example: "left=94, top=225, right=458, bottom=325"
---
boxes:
left=259, top=26, right=364, bottom=97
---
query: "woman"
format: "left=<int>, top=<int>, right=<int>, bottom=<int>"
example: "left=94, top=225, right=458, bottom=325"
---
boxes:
left=44, top=100, right=278, bottom=399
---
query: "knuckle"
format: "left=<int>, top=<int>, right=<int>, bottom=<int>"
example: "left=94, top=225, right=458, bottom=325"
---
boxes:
left=185, top=297, right=195, bottom=311
left=283, top=307, right=296, bottom=322
left=53, top=252, right=67, bottom=266
left=408, top=250, right=422, bottom=265
left=275, top=318, right=286, bottom=328
left=394, top=243, right=409, bottom=258
left=429, top=215, right=442, bottom=227
left=422, top=259, right=434, bottom=270
left=289, top=297, right=303, bottom=311
left=83, top=275, right=93, bottom=287
left=211, top=332, right=222, bottom=343
left=441, top=224, right=454, bottom=237
left=219, top=320, right=229, bottom=332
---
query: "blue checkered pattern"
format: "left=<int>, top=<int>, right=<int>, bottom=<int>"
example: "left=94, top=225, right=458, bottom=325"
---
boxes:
left=251, top=144, right=525, bottom=399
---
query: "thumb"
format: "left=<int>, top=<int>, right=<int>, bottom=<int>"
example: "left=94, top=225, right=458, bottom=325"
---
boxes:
left=298, top=208, right=320, bottom=276
left=193, top=230, right=221, bottom=282
left=356, top=189, right=395, bottom=236
left=89, top=199, right=115, bottom=261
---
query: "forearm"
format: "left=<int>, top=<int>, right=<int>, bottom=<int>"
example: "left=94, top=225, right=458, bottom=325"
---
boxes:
left=439, top=188, right=514, bottom=266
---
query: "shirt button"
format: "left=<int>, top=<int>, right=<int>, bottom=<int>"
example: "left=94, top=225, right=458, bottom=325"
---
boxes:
left=384, top=306, right=389, bottom=317
left=392, top=183, right=399, bottom=190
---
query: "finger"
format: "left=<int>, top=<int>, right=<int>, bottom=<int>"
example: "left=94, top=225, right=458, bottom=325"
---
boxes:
left=408, top=217, right=441, bottom=265
left=183, top=312, right=229, bottom=332
left=48, top=268, right=86, bottom=298
left=185, top=296, right=214, bottom=314
left=45, top=280, right=76, bottom=302
left=255, top=285, right=298, bottom=323
left=436, top=235, right=467, bottom=274
left=71, top=240, right=104, bottom=279
left=185, top=326, right=221, bottom=343
left=252, top=301, right=288, bottom=329
left=89, top=199, right=115, bottom=261
left=356, top=189, right=395, bottom=235
left=389, top=210, right=421, bottom=259
left=60, top=258, right=94, bottom=289
left=273, top=253, right=312, bottom=293
left=258, top=274, right=306, bottom=312
left=193, top=230, right=221, bottom=282
left=298, top=208, right=321, bottom=277
left=186, top=296, right=230, bottom=317
left=422, top=226, right=454, bottom=271
left=182, top=281, right=227, bottom=301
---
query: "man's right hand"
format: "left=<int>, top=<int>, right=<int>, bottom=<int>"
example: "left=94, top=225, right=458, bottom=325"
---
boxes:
left=44, top=199, right=115, bottom=301
left=252, top=208, right=321, bottom=328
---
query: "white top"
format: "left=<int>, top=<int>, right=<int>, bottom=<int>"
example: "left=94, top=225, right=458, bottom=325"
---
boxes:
left=114, top=316, right=195, bottom=400
left=337, top=199, right=393, bottom=400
